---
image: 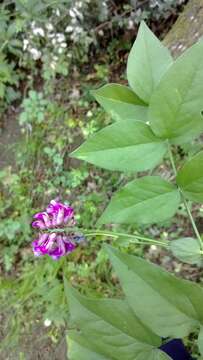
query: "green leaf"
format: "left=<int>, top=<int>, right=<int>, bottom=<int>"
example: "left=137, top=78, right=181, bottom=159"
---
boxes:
left=66, top=285, right=171, bottom=360
left=106, top=245, right=203, bottom=338
left=99, top=176, right=180, bottom=225
left=149, top=41, right=203, bottom=144
left=170, top=238, right=202, bottom=265
left=176, top=151, right=203, bottom=202
left=91, top=83, right=148, bottom=122
left=127, top=21, right=172, bottom=103
left=67, top=336, right=107, bottom=360
left=70, top=120, right=167, bottom=172
left=198, top=326, right=203, bottom=356
left=67, top=332, right=172, bottom=360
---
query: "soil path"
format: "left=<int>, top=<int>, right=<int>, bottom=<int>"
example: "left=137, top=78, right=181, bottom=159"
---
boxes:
left=0, top=107, right=21, bottom=169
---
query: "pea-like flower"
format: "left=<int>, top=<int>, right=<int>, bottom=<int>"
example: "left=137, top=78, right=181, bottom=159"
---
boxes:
left=32, top=200, right=75, bottom=229
left=32, top=200, right=84, bottom=260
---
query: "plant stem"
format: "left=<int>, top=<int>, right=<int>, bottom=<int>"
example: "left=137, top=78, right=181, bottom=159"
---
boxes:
left=168, top=142, right=203, bottom=250
left=47, top=227, right=168, bottom=247
left=0, top=40, right=8, bottom=52
left=82, top=229, right=169, bottom=247
left=181, top=195, right=203, bottom=249
left=168, top=144, right=177, bottom=176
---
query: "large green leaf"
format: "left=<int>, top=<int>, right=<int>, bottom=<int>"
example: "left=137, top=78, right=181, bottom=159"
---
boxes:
left=170, top=237, right=202, bottom=265
left=68, top=332, right=172, bottom=360
left=149, top=41, right=203, bottom=144
left=99, top=176, right=180, bottom=225
left=70, top=120, right=167, bottom=172
left=91, top=83, right=148, bottom=122
left=176, top=151, right=203, bottom=202
left=106, top=246, right=203, bottom=338
left=66, top=285, right=171, bottom=360
left=127, top=21, right=172, bottom=103
left=68, top=335, right=107, bottom=360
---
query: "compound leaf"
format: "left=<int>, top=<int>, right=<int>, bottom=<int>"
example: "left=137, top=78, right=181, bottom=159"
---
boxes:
left=99, top=176, right=180, bottom=225
left=66, top=285, right=171, bottom=360
left=70, top=120, right=167, bottom=173
left=106, top=246, right=203, bottom=338
left=149, top=41, right=203, bottom=144
left=92, top=83, right=147, bottom=122
left=177, top=151, right=203, bottom=202
left=170, top=238, right=202, bottom=265
left=127, top=21, right=172, bottom=103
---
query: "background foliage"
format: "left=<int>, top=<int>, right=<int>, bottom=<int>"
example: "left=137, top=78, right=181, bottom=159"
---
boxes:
left=1, top=0, right=199, bottom=358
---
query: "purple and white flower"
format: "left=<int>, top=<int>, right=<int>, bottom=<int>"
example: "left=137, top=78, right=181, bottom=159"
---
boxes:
left=32, top=200, right=75, bottom=229
left=32, top=200, right=84, bottom=260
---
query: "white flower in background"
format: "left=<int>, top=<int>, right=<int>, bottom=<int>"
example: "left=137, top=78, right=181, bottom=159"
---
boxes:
left=31, top=21, right=36, bottom=29
left=87, top=110, right=93, bottom=117
left=69, top=9, right=76, bottom=18
left=73, top=7, right=83, bottom=20
left=56, top=8, right=60, bottom=16
left=98, top=30, right=104, bottom=36
left=46, top=23, right=54, bottom=31
left=52, top=38, right=57, bottom=45
left=70, top=34, right=75, bottom=41
left=47, top=32, right=55, bottom=38
left=58, top=47, right=64, bottom=54
left=29, top=48, right=41, bottom=60
left=74, top=27, right=82, bottom=34
left=60, top=42, right=67, bottom=48
left=127, top=19, right=134, bottom=30
left=65, top=25, right=73, bottom=33
left=23, top=39, right=29, bottom=50
left=53, top=55, right=58, bottom=61
left=150, top=245, right=157, bottom=251
left=76, top=1, right=83, bottom=8
left=50, top=61, right=56, bottom=70
left=33, top=27, right=45, bottom=37
left=70, top=17, right=77, bottom=25
left=56, top=33, right=66, bottom=43
left=44, top=319, right=52, bottom=327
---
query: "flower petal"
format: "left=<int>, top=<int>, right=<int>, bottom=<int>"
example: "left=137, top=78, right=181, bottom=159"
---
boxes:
left=32, top=220, right=46, bottom=229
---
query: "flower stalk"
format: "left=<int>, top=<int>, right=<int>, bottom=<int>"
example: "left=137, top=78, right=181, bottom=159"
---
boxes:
left=81, top=229, right=169, bottom=247
left=168, top=142, right=203, bottom=251
left=31, top=200, right=169, bottom=261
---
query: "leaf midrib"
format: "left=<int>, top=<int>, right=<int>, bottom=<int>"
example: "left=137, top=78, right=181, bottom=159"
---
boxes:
left=96, top=94, right=145, bottom=107
left=75, top=297, right=156, bottom=348
left=113, top=188, right=178, bottom=212
left=120, top=258, right=199, bottom=325
left=77, top=141, right=165, bottom=155
left=157, top=48, right=203, bottom=126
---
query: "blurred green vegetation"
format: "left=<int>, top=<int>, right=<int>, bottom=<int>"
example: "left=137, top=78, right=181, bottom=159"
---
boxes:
left=0, top=0, right=193, bottom=356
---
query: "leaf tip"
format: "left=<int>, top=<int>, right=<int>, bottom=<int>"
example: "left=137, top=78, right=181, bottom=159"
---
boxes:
left=69, top=148, right=82, bottom=160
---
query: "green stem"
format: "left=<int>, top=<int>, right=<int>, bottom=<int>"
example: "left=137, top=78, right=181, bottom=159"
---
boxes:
left=168, top=142, right=203, bottom=250
left=0, top=40, right=8, bottom=52
left=181, top=195, right=203, bottom=249
left=168, top=144, right=177, bottom=176
left=47, top=227, right=168, bottom=247
left=80, top=229, right=168, bottom=247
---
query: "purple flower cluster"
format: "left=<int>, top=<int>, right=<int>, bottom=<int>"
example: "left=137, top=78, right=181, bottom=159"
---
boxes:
left=32, top=200, right=83, bottom=260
